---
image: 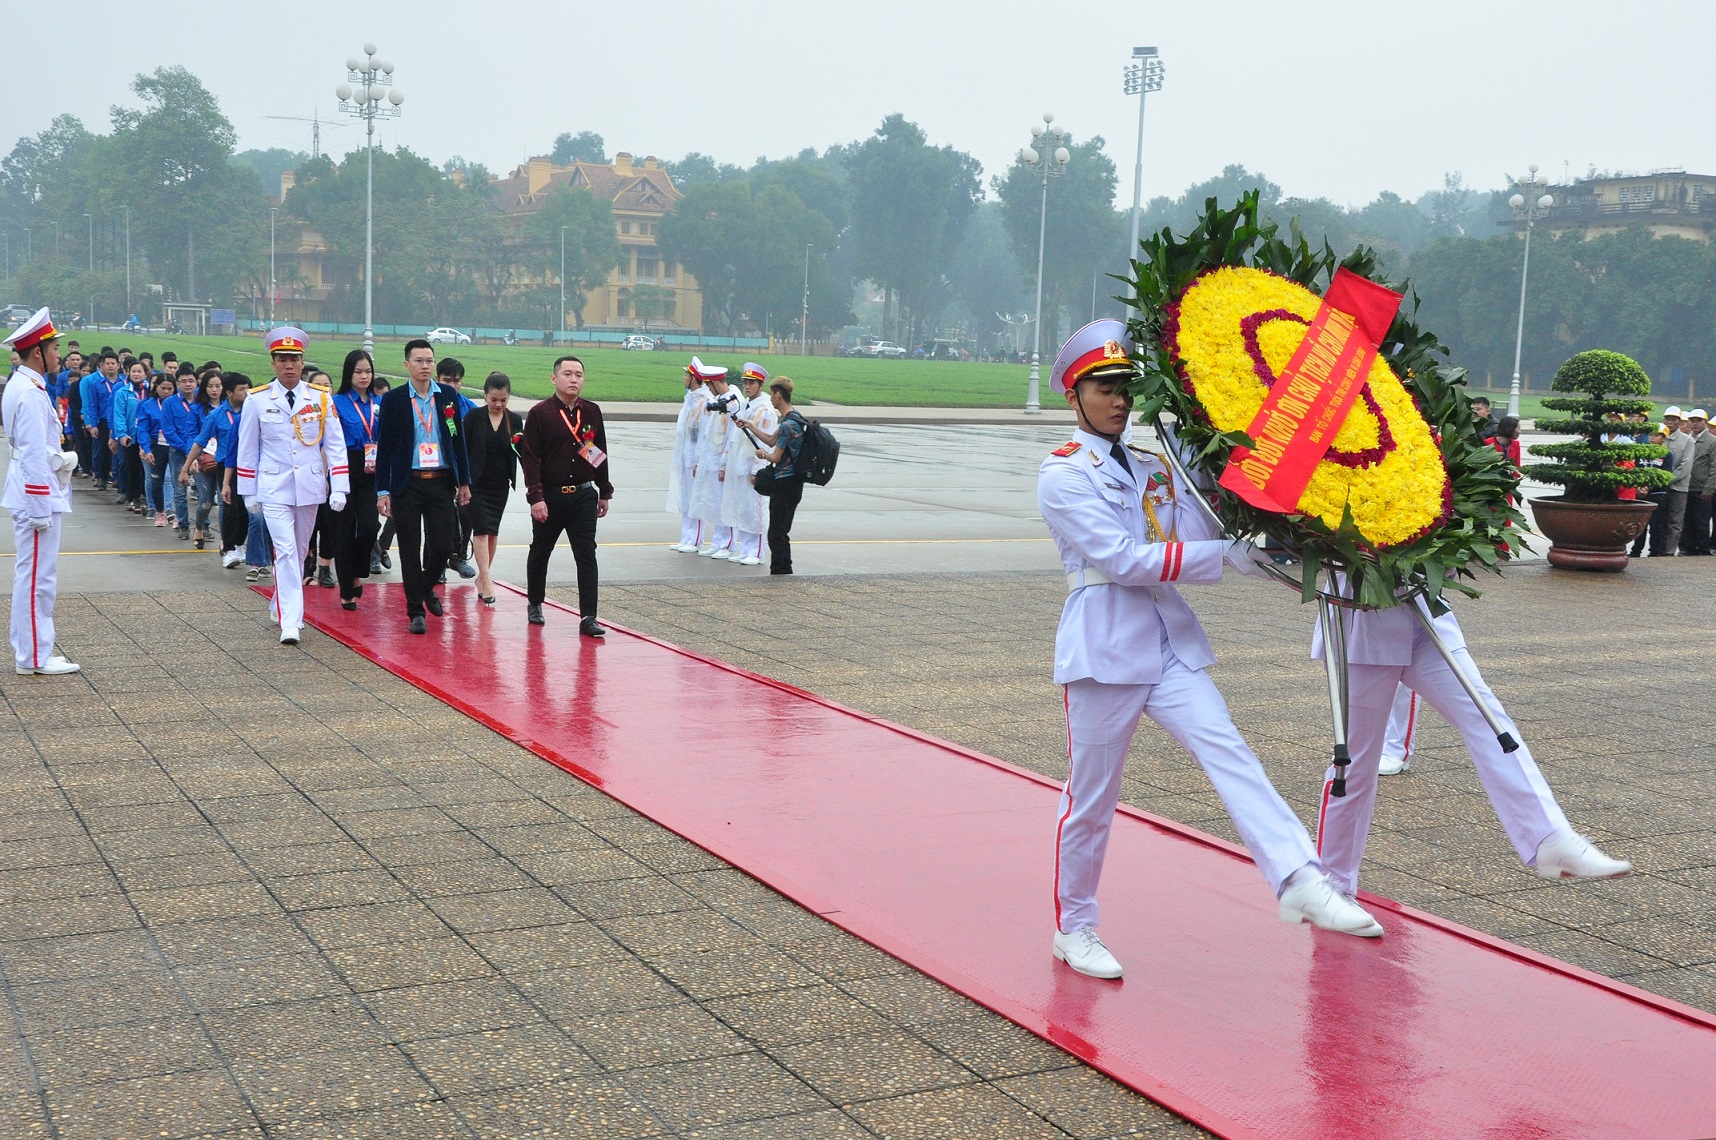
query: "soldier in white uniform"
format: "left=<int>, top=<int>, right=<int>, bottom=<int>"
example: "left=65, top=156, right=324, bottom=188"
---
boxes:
left=3, top=309, right=80, bottom=675
left=1040, top=320, right=1383, bottom=981
left=667, top=359, right=711, bottom=552
left=722, top=362, right=775, bottom=565
left=1314, top=599, right=1630, bottom=892
left=691, top=365, right=738, bottom=558
left=1378, top=682, right=1419, bottom=775
left=233, top=327, right=349, bottom=645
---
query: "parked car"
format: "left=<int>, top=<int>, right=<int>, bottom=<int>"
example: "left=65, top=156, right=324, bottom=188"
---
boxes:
left=870, top=341, right=907, bottom=359
left=426, top=327, right=472, bottom=345
left=3, top=304, right=35, bottom=325
left=621, top=334, right=658, bottom=351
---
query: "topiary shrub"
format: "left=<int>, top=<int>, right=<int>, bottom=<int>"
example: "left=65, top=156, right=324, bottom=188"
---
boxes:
left=1522, top=349, right=1671, bottom=503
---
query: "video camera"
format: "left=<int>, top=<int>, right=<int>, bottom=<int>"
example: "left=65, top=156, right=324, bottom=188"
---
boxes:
left=709, top=390, right=742, bottom=416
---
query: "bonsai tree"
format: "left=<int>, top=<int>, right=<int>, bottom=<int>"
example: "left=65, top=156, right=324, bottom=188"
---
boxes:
left=1523, top=350, right=1671, bottom=502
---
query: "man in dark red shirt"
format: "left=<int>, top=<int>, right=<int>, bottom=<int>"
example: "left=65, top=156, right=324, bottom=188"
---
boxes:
left=518, top=355, right=612, bottom=635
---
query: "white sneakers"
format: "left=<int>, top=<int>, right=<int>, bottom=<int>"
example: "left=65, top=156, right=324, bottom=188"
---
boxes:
left=279, top=627, right=301, bottom=646
left=736, top=555, right=763, bottom=566
left=14, top=655, right=80, bottom=676
left=709, top=550, right=731, bottom=560
left=221, top=549, right=244, bottom=569
left=1534, top=831, right=1632, bottom=880
left=1052, top=926, right=1124, bottom=979
left=1377, top=753, right=1410, bottom=776
left=670, top=543, right=698, bottom=553
left=1278, top=869, right=1384, bottom=937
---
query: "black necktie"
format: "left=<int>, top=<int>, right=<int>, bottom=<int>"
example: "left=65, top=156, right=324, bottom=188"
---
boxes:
left=1109, top=442, right=1133, bottom=478
left=286, top=388, right=295, bottom=409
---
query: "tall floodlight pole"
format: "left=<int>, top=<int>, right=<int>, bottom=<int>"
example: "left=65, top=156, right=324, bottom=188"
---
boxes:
left=1505, top=164, right=1555, bottom=419
left=122, top=207, right=130, bottom=314
left=560, top=226, right=568, bottom=336
left=801, top=243, right=813, bottom=357
left=336, top=44, right=405, bottom=355
left=1123, top=47, right=1165, bottom=317
left=85, top=213, right=93, bottom=326
left=269, top=207, right=278, bottom=326
left=1021, top=113, right=1071, bottom=414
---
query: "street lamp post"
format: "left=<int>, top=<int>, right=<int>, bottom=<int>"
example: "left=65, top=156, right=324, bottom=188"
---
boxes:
left=801, top=243, right=813, bottom=357
left=122, top=207, right=131, bottom=316
left=335, top=43, right=405, bottom=355
left=1123, top=47, right=1165, bottom=317
left=559, top=225, right=567, bottom=337
left=85, top=212, right=93, bottom=326
left=1021, top=113, right=1071, bottom=414
left=1505, top=164, right=1555, bottom=419
left=269, top=207, right=278, bottom=326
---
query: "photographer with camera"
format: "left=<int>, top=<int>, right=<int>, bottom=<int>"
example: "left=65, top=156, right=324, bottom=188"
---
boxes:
left=690, top=365, right=739, bottom=559
left=745, top=376, right=805, bottom=576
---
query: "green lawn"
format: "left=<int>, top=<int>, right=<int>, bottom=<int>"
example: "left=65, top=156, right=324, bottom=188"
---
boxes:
left=84, top=333, right=1034, bottom=407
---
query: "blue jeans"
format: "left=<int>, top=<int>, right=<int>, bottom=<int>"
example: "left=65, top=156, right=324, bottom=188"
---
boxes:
left=193, top=465, right=219, bottom=531
left=168, top=448, right=191, bottom=528
left=145, top=444, right=168, bottom=513
left=246, top=512, right=273, bottom=568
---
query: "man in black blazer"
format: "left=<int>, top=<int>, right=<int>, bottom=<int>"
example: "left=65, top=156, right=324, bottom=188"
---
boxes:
left=375, top=339, right=472, bottom=633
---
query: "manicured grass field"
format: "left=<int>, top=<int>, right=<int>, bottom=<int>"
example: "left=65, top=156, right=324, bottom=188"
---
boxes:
left=88, top=333, right=1033, bottom=407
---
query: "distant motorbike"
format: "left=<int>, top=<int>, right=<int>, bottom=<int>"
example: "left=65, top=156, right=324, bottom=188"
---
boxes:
left=502, top=330, right=519, bottom=346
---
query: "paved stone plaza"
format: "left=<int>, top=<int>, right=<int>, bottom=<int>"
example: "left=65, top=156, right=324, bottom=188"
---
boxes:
left=1, top=418, right=1711, bottom=1137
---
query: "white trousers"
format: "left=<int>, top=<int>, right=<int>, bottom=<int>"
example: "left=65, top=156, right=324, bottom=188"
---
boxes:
left=1316, top=632, right=1569, bottom=894
left=700, top=522, right=733, bottom=553
left=733, top=530, right=766, bottom=562
left=1383, top=683, right=1419, bottom=761
left=679, top=515, right=700, bottom=547
left=1056, top=649, right=1319, bottom=934
left=263, top=502, right=319, bottom=633
left=10, top=511, right=61, bottom=670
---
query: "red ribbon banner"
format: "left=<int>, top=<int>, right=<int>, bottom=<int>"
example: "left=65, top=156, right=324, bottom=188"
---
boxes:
left=1217, top=267, right=1404, bottom=516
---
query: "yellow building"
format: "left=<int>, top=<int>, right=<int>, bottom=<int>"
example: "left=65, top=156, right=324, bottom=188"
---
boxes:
left=1541, top=170, right=1716, bottom=242
left=492, top=152, right=703, bottom=330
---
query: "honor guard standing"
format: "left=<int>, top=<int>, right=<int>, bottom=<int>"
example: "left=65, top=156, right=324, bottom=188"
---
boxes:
left=721, top=362, right=775, bottom=565
left=234, top=327, right=349, bottom=645
left=3, top=309, right=80, bottom=675
left=1039, top=319, right=1383, bottom=980
left=691, top=364, right=738, bottom=558
left=1313, top=599, right=1630, bottom=893
left=667, top=359, right=711, bottom=552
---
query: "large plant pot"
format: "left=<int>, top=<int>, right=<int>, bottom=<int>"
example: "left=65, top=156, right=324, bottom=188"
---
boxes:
left=1529, top=496, right=1657, bottom=571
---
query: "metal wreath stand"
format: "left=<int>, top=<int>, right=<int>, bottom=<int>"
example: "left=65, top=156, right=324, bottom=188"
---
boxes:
left=1153, top=417, right=1519, bottom=799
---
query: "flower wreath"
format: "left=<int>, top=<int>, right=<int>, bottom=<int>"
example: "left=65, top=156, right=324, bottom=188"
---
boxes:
left=1122, top=193, right=1524, bottom=610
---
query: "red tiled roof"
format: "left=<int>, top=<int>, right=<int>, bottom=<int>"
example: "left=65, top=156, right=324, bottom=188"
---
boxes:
left=490, top=159, right=683, bottom=219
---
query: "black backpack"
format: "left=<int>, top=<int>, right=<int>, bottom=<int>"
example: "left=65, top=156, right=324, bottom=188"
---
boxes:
left=791, top=412, right=840, bottom=486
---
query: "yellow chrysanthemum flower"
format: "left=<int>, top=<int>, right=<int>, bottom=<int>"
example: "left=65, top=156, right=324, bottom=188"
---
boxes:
left=1167, top=266, right=1449, bottom=547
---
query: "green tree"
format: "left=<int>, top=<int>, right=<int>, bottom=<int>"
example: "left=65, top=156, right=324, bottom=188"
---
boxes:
left=846, top=114, right=981, bottom=345
left=667, top=152, right=745, bottom=189
left=551, top=131, right=606, bottom=165
left=945, top=202, right=1027, bottom=350
left=620, top=283, right=675, bottom=329
left=234, top=148, right=307, bottom=201
left=522, top=185, right=620, bottom=328
left=750, top=151, right=849, bottom=233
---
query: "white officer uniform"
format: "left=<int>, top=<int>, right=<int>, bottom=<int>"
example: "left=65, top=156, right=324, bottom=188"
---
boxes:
left=691, top=374, right=738, bottom=557
left=1312, top=599, right=1573, bottom=894
left=1040, top=319, right=1342, bottom=947
left=234, top=333, right=349, bottom=640
left=666, top=360, right=710, bottom=551
left=722, top=364, right=775, bottom=565
left=4, top=311, right=78, bottom=674
left=1381, top=683, right=1419, bottom=771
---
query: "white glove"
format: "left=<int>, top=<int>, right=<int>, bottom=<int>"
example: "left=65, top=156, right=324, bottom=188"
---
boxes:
left=48, top=450, right=77, bottom=474
left=28, top=514, right=50, bottom=532
left=244, top=496, right=259, bottom=514
left=329, top=493, right=347, bottom=512
left=1223, top=538, right=1273, bottom=579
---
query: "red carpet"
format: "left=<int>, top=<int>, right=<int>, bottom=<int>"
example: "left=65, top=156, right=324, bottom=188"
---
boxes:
left=282, top=581, right=1716, bottom=1139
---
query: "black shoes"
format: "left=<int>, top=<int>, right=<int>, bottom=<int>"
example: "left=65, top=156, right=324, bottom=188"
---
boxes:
left=317, top=567, right=335, bottom=588
left=408, top=615, right=427, bottom=634
left=341, top=599, right=357, bottom=611
left=377, top=547, right=393, bottom=570
left=580, top=617, right=606, bottom=639
left=527, top=604, right=545, bottom=626
left=453, top=558, right=477, bottom=579
left=369, top=554, right=384, bottom=575
left=424, top=593, right=443, bottom=617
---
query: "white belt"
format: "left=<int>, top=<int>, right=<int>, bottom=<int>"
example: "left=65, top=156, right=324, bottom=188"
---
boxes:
left=1066, top=566, right=1112, bottom=592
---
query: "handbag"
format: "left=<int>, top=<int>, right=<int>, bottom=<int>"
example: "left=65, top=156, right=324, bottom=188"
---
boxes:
left=752, top=465, right=777, bottom=496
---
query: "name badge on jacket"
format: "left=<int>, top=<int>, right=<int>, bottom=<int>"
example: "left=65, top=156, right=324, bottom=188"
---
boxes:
left=578, top=440, right=606, bottom=468
left=418, top=442, right=442, bottom=469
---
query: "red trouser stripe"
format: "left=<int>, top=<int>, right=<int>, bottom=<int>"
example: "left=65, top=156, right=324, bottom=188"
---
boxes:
left=1315, top=777, right=1333, bottom=856
left=29, top=529, right=40, bottom=669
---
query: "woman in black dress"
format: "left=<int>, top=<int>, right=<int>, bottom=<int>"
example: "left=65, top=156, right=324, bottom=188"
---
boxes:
left=464, top=372, right=523, bottom=604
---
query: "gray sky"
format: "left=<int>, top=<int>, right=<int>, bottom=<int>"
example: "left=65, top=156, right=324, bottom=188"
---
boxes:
left=11, top=0, right=1711, bottom=206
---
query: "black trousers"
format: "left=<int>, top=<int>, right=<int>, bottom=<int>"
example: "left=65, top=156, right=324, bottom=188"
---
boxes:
left=1682, top=491, right=1711, bottom=554
left=72, top=415, right=91, bottom=475
left=394, top=474, right=458, bottom=616
left=91, top=424, right=111, bottom=484
left=1637, top=491, right=1666, bottom=556
left=526, top=486, right=598, bottom=614
left=222, top=491, right=250, bottom=554
left=767, top=476, right=805, bottom=574
left=332, top=459, right=380, bottom=600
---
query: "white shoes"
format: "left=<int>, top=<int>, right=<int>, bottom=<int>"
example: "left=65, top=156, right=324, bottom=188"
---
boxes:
left=736, top=555, right=763, bottom=566
left=221, top=549, right=244, bottom=569
left=1377, top=753, right=1410, bottom=776
left=1052, top=926, right=1123, bottom=979
left=1534, top=831, right=1631, bottom=880
left=14, top=655, right=80, bottom=676
left=671, top=543, right=698, bottom=553
left=710, top=550, right=731, bottom=561
left=696, top=545, right=716, bottom=556
left=1279, top=869, right=1384, bottom=937
left=279, top=627, right=301, bottom=646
